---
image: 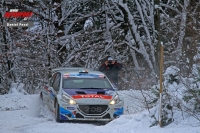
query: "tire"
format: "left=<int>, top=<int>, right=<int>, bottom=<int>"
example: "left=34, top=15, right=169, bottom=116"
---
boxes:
left=55, top=101, right=62, bottom=123
left=40, top=92, right=43, bottom=101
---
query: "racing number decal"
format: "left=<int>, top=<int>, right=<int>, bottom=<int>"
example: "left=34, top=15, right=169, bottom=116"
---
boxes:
left=85, top=107, right=102, bottom=113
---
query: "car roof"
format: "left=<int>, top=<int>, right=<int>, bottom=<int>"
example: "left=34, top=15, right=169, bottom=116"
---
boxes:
left=52, top=67, right=104, bottom=75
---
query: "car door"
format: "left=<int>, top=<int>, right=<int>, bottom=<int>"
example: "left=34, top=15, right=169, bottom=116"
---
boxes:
left=43, top=73, right=57, bottom=104
left=49, top=72, right=61, bottom=110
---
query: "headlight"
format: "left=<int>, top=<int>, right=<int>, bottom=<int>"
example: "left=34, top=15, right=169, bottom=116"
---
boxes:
left=110, top=95, right=120, bottom=105
left=61, top=94, right=76, bottom=105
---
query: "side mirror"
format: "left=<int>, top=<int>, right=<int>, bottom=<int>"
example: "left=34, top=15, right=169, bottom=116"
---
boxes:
left=49, top=78, right=53, bottom=86
left=112, top=83, right=118, bottom=90
left=115, top=87, right=118, bottom=91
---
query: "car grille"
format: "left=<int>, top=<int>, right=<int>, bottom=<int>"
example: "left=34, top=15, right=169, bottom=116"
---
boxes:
left=79, top=105, right=108, bottom=114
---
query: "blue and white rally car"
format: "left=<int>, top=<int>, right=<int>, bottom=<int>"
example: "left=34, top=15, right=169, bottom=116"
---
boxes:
left=40, top=67, right=124, bottom=122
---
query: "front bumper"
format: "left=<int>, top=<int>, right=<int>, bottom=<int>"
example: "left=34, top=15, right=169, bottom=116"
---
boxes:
left=58, top=101, right=124, bottom=121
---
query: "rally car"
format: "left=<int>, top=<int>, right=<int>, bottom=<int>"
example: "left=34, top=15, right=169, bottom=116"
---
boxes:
left=40, top=67, right=124, bottom=122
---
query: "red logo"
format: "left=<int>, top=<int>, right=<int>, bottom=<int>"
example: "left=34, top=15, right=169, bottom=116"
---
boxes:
left=4, top=9, right=33, bottom=20
left=72, top=94, right=112, bottom=99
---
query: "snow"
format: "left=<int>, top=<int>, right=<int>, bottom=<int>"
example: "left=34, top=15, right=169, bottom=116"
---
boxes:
left=84, top=17, right=93, bottom=31
left=57, top=30, right=63, bottom=33
left=1, top=88, right=200, bottom=133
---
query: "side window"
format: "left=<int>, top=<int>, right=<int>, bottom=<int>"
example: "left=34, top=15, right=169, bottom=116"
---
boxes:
left=50, top=73, right=57, bottom=86
left=52, top=73, right=61, bottom=91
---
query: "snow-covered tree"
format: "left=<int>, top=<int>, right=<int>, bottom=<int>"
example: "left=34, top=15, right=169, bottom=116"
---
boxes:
left=0, top=0, right=15, bottom=93
left=1, top=0, right=200, bottom=94
left=0, top=0, right=165, bottom=92
left=160, top=0, right=200, bottom=76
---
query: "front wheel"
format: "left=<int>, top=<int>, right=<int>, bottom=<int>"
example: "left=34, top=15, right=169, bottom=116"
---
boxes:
left=55, top=101, right=62, bottom=123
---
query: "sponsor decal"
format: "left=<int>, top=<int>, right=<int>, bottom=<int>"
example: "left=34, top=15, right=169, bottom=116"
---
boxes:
left=63, top=73, right=70, bottom=78
left=79, top=70, right=88, bottom=73
left=44, top=86, right=49, bottom=92
left=98, top=74, right=105, bottom=78
left=72, top=94, right=112, bottom=99
left=50, top=91, right=55, bottom=99
left=63, top=73, right=105, bottom=78
left=67, top=107, right=75, bottom=110
left=114, top=107, right=124, bottom=115
left=114, top=108, right=120, bottom=111
left=84, top=116, right=101, bottom=119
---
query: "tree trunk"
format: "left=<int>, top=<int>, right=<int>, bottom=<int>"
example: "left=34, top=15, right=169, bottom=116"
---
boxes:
left=154, top=0, right=161, bottom=78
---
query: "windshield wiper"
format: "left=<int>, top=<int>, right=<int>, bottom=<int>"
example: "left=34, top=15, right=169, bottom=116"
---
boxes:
left=79, top=87, right=104, bottom=89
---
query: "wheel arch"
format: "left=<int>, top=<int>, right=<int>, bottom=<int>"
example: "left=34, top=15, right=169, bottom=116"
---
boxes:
left=54, top=97, right=58, bottom=108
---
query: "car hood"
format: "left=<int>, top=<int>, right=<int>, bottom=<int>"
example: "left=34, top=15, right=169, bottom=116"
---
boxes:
left=63, top=88, right=116, bottom=104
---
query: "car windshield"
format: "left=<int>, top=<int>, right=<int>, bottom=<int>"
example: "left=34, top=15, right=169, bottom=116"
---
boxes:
left=62, top=77, right=113, bottom=89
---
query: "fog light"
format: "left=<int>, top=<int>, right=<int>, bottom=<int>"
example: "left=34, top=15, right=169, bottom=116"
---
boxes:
left=113, top=114, right=119, bottom=118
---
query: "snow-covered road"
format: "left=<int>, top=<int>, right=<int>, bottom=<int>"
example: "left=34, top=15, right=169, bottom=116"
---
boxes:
left=1, top=91, right=200, bottom=133
left=0, top=94, right=98, bottom=133
left=0, top=89, right=147, bottom=133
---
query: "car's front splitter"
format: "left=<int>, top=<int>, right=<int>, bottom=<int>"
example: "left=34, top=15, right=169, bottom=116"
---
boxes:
left=58, top=106, right=124, bottom=121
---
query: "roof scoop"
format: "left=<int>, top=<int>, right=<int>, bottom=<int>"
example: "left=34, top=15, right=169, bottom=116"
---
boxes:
left=75, top=91, right=86, bottom=94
